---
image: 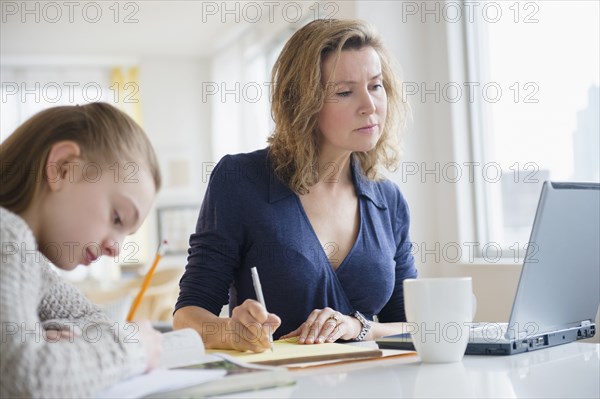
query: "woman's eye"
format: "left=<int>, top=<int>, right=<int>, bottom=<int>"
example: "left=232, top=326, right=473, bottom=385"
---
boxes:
left=337, top=91, right=351, bottom=97
left=371, top=84, right=383, bottom=90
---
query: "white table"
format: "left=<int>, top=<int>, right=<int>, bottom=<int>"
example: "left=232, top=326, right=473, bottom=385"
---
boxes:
left=228, top=342, right=599, bottom=398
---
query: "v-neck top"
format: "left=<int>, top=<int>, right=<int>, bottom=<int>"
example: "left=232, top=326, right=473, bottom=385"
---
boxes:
left=175, top=148, right=417, bottom=339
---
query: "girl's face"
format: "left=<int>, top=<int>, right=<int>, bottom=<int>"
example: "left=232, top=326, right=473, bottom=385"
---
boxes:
left=38, top=155, right=156, bottom=270
left=317, top=46, right=387, bottom=156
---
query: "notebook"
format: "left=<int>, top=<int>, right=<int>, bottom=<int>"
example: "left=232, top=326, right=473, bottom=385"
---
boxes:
left=206, top=336, right=383, bottom=366
left=377, top=181, right=600, bottom=355
left=99, top=328, right=295, bottom=398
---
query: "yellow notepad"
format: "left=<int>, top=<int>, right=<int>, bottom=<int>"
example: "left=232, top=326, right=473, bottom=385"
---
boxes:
left=207, top=337, right=383, bottom=366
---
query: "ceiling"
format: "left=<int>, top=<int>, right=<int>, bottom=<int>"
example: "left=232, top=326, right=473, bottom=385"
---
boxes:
left=1, top=1, right=269, bottom=58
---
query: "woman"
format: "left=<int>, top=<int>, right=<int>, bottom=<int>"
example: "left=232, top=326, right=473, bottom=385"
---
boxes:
left=174, top=19, right=417, bottom=352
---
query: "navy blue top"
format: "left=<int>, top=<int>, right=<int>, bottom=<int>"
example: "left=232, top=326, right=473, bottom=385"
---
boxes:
left=175, top=148, right=417, bottom=339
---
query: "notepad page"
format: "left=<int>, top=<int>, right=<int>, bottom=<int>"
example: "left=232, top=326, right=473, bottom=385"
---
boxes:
left=207, top=337, right=382, bottom=365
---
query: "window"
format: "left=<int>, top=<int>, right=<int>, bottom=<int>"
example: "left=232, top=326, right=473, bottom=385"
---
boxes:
left=0, top=66, right=115, bottom=142
left=465, top=1, right=599, bottom=251
left=209, top=24, right=296, bottom=160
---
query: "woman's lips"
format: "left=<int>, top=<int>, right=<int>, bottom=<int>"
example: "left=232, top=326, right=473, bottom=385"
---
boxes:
left=355, top=124, right=378, bottom=133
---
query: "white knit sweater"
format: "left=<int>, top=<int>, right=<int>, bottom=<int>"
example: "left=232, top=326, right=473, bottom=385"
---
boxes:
left=0, top=207, right=147, bottom=398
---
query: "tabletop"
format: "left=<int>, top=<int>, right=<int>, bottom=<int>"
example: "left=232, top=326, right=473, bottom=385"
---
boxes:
left=225, top=341, right=599, bottom=398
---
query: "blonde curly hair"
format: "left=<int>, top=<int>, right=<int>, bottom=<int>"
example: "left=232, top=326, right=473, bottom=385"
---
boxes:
left=268, top=18, right=409, bottom=194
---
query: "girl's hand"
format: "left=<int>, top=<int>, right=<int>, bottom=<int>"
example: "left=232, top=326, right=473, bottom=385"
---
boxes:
left=280, top=307, right=361, bottom=344
left=136, top=320, right=163, bottom=372
left=44, top=329, right=75, bottom=342
left=227, top=299, right=281, bottom=353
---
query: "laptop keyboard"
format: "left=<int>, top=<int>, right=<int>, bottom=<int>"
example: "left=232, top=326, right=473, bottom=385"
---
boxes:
left=470, top=322, right=510, bottom=342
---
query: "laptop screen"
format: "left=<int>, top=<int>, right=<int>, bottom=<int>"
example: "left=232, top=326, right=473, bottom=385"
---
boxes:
left=507, top=181, right=600, bottom=338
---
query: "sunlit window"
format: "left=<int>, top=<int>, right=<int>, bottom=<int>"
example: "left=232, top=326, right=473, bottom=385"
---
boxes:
left=466, top=1, right=599, bottom=250
left=0, top=66, right=115, bottom=142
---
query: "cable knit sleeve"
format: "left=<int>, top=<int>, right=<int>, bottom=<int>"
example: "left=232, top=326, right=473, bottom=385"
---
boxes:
left=38, top=264, right=114, bottom=327
left=0, top=208, right=147, bottom=398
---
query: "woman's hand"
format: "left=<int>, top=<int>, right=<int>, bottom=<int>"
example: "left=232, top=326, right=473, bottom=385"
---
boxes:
left=228, top=299, right=281, bottom=353
left=280, top=307, right=361, bottom=344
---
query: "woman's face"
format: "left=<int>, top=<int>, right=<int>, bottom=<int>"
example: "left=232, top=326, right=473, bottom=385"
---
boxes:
left=317, top=46, right=387, bottom=156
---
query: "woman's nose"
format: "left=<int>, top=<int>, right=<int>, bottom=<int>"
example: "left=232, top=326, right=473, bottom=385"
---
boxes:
left=359, top=90, right=376, bottom=115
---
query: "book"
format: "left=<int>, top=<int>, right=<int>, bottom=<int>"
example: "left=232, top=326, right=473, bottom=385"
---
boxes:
left=97, top=368, right=226, bottom=399
left=206, top=336, right=384, bottom=366
left=284, top=348, right=417, bottom=369
left=158, top=327, right=209, bottom=369
left=154, top=354, right=295, bottom=398
left=100, top=328, right=295, bottom=398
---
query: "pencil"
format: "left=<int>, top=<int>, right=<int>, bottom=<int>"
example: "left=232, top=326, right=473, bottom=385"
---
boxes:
left=126, top=240, right=168, bottom=322
left=250, top=267, right=273, bottom=352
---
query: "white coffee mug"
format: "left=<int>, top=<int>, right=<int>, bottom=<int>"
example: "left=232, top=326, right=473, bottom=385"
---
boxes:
left=404, top=277, right=477, bottom=363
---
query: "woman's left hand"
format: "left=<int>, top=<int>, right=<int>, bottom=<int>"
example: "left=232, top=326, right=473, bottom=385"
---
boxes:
left=279, top=307, right=361, bottom=344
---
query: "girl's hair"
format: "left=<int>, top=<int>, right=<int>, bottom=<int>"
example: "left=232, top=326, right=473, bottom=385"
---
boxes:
left=268, top=18, right=409, bottom=194
left=0, top=102, right=161, bottom=214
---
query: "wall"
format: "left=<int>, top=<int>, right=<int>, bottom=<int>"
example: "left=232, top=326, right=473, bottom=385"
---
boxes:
left=138, top=57, right=212, bottom=271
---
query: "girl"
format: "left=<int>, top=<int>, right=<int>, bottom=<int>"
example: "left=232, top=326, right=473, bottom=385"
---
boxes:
left=1, top=103, right=163, bottom=398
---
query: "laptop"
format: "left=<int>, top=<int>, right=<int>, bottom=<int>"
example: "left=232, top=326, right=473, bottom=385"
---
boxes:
left=377, top=181, right=600, bottom=355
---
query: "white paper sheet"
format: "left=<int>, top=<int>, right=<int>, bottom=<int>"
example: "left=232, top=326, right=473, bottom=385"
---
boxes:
left=97, top=368, right=226, bottom=399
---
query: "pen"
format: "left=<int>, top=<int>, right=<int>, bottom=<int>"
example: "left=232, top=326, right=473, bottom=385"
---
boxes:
left=126, top=240, right=168, bottom=322
left=250, top=266, right=273, bottom=352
